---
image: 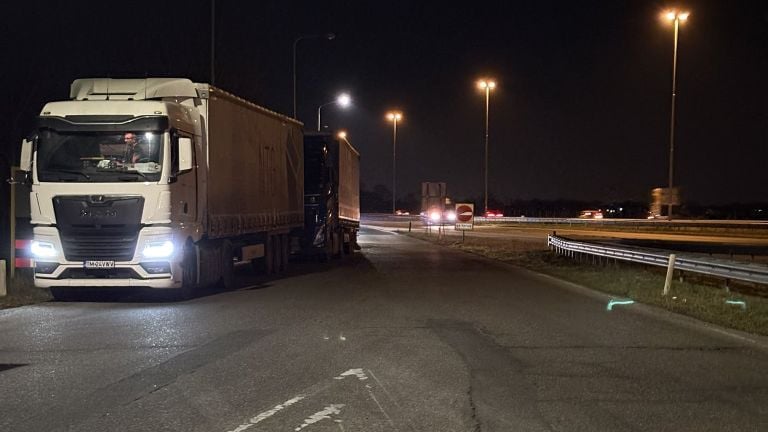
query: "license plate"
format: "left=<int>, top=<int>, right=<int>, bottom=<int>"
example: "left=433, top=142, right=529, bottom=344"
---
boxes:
left=85, top=260, right=115, bottom=269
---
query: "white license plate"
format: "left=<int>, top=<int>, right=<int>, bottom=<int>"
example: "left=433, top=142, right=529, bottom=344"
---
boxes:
left=85, top=260, right=115, bottom=269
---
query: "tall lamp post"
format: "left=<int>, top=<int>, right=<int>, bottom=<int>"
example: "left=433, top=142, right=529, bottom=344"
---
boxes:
left=293, top=33, right=336, bottom=119
left=317, top=93, right=351, bottom=132
left=662, top=10, right=689, bottom=219
left=476, top=79, right=496, bottom=214
left=386, top=111, right=403, bottom=214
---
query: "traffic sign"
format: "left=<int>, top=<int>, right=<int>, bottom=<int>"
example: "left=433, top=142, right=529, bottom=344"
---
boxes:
left=455, top=203, right=474, bottom=230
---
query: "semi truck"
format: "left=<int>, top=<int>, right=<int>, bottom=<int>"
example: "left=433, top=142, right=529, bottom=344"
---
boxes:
left=303, top=132, right=360, bottom=258
left=420, top=182, right=455, bottom=224
left=17, top=78, right=359, bottom=298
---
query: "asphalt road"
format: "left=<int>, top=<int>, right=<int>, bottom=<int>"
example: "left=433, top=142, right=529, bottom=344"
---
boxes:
left=1, top=227, right=768, bottom=431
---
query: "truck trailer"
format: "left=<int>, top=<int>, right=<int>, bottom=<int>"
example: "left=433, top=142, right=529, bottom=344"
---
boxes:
left=17, top=78, right=359, bottom=298
left=303, top=132, right=360, bottom=258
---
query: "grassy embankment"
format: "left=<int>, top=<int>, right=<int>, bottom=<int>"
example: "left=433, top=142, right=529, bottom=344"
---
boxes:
left=1, top=271, right=52, bottom=309
left=406, top=230, right=768, bottom=336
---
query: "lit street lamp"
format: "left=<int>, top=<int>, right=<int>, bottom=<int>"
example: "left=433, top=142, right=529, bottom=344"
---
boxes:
left=477, top=78, right=496, bottom=214
left=337, top=130, right=351, bottom=145
left=293, top=33, right=336, bottom=118
left=662, top=9, right=689, bottom=219
left=386, top=111, right=403, bottom=214
left=317, top=93, right=351, bottom=132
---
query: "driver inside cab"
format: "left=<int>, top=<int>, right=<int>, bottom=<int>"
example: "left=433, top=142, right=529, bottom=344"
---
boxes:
left=123, top=132, right=149, bottom=164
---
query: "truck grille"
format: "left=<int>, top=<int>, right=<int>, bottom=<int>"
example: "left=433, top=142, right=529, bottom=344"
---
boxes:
left=53, top=195, right=144, bottom=262
left=60, top=229, right=139, bottom=261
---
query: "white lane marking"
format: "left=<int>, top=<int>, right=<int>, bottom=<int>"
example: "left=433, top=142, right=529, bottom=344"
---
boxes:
left=365, top=383, right=396, bottom=428
left=334, top=368, right=368, bottom=381
left=227, top=396, right=305, bottom=432
left=369, top=369, right=418, bottom=432
left=227, top=368, right=364, bottom=432
left=294, top=404, right=345, bottom=431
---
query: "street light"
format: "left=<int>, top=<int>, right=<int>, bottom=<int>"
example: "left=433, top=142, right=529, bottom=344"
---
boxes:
left=661, top=9, right=689, bottom=219
left=317, top=93, right=351, bottom=132
left=386, top=111, right=403, bottom=214
left=476, top=78, right=496, bottom=214
left=293, top=33, right=336, bottom=118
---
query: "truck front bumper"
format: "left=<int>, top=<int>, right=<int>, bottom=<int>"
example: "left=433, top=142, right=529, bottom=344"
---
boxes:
left=32, top=226, right=184, bottom=289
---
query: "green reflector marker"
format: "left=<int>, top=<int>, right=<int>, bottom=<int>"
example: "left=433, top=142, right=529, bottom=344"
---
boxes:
left=725, top=299, right=747, bottom=310
left=607, top=298, right=635, bottom=311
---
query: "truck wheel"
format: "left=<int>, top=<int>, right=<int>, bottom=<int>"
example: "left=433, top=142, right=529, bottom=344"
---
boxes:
left=180, top=239, right=198, bottom=298
left=220, top=240, right=235, bottom=289
left=274, top=235, right=283, bottom=273
left=342, top=231, right=353, bottom=255
left=338, top=231, right=346, bottom=259
left=280, top=234, right=289, bottom=272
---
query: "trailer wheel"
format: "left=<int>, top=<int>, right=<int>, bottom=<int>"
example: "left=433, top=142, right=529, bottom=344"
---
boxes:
left=280, top=234, right=290, bottom=272
left=342, top=231, right=353, bottom=255
left=263, top=236, right=274, bottom=274
left=337, top=231, right=346, bottom=259
left=270, top=235, right=280, bottom=273
left=319, top=230, right=332, bottom=263
left=220, top=240, right=235, bottom=289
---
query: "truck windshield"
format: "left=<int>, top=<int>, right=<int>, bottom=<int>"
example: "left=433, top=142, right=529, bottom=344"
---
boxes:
left=36, top=130, right=164, bottom=182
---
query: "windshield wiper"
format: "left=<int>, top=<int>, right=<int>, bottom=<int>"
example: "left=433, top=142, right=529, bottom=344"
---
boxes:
left=119, top=170, right=150, bottom=181
left=42, top=169, right=91, bottom=180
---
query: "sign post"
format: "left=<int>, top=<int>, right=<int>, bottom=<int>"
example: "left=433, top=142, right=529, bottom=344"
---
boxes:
left=455, top=203, right=474, bottom=241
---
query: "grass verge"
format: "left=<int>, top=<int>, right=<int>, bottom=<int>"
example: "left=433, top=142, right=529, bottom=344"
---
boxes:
left=1, top=270, right=52, bottom=309
left=406, top=231, right=768, bottom=336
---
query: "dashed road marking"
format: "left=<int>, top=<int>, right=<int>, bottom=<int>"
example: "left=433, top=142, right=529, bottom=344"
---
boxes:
left=294, top=404, right=345, bottom=431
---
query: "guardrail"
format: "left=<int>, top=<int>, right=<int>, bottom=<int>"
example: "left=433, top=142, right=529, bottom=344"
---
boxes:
left=547, top=234, right=768, bottom=286
left=478, top=216, right=768, bottom=230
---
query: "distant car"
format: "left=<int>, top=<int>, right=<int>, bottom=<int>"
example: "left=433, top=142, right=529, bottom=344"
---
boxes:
left=578, top=209, right=603, bottom=219
left=484, top=210, right=504, bottom=218
left=394, top=209, right=410, bottom=216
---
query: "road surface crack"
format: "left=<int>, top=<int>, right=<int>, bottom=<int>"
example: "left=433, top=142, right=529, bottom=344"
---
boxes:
left=467, top=384, right=482, bottom=432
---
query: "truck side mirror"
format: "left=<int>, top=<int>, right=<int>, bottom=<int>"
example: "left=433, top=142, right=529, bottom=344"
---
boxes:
left=178, top=137, right=193, bottom=172
left=19, top=139, right=33, bottom=172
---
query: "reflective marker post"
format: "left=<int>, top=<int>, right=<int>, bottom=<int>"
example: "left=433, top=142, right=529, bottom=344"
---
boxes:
left=663, top=254, right=677, bottom=296
left=0, top=260, right=6, bottom=297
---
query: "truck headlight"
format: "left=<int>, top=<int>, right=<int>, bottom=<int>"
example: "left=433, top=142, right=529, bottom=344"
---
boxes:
left=31, top=241, right=58, bottom=259
left=142, top=241, right=175, bottom=259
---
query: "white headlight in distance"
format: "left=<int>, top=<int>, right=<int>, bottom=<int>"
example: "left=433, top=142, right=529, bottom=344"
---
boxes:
left=31, top=241, right=57, bottom=259
left=142, top=241, right=175, bottom=258
left=447, top=211, right=457, bottom=221
left=430, top=212, right=441, bottom=222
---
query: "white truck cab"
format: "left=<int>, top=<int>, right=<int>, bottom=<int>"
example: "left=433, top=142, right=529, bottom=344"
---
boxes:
left=20, top=78, right=201, bottom=289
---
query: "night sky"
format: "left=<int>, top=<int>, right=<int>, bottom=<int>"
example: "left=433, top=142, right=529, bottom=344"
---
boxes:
left=2, top=0, right=766, bottom=204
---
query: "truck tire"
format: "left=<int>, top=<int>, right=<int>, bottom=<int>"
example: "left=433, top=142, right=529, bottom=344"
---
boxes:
left=180, top=238, right=198, bottom=298
left=342, top=231, right=353, bottom=255
left=220, top=240, right=235, bottom=289
left=319, top=229, right=332, bottom=263
left=280, top=234, right=289, bottom=272
left=263, top=236, right=274, bottom=275
left=273, top=235, right=283, bottom=273
left=337, top=231, right=345, bottom=259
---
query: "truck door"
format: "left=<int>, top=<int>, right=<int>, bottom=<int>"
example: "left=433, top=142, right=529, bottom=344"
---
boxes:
left=170, top=131, right=197, bottom=223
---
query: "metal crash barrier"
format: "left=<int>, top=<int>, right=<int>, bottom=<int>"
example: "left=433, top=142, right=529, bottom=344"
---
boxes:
left=548, top=234, right=768, bottom=286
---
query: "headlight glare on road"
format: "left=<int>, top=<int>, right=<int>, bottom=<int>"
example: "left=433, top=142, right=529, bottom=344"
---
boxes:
left=142, top=241, right=175, bottom=259
left=31, top=241, right=57, bottom=259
